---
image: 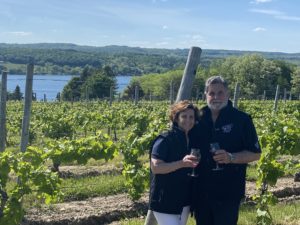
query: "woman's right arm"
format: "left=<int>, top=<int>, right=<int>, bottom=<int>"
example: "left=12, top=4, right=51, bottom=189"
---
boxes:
left=151, top=155, right=197, bottom=174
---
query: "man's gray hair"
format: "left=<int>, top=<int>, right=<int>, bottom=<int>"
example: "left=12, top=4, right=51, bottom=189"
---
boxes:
left=205, top=76, right=228, bottom=93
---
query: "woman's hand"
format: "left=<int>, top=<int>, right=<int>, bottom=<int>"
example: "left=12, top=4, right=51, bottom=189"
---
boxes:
left=182, top=154, right=199, bottom=168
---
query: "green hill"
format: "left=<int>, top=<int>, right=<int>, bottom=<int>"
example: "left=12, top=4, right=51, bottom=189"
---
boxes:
left=0, top=43, right=299, bottom=75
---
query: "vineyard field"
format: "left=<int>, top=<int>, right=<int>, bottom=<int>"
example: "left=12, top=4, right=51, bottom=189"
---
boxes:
left=0, top=100, right=299, bottom=225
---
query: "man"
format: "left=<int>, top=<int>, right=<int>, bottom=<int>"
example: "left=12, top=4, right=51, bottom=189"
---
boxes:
left=191, top=76, right=261, bottom=225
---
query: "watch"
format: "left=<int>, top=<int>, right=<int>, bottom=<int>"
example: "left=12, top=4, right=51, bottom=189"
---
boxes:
left=228, top=153, right=236, bottom=163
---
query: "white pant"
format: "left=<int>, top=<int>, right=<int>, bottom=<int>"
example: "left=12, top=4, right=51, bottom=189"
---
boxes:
left=153, top=206, right=190, bottom=225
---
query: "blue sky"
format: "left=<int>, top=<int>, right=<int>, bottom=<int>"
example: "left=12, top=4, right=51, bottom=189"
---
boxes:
left=0, top=0, right=300, bottom=53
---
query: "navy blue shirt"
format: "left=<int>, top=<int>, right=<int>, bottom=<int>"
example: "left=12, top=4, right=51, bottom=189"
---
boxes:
left=191, top=101, right=261, bottom=201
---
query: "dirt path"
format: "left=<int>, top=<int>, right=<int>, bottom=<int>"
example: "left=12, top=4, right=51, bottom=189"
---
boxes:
left=22, top=177, right=300, bottom=225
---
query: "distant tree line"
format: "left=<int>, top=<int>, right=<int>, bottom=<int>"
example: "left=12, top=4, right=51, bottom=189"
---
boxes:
left=1, top=43, right=300, bottom=76
left=4, top=54, right=299, bottom=102
left=124, top=54, right=300, bottom=100
left=0, top=44, right=188, bottom=76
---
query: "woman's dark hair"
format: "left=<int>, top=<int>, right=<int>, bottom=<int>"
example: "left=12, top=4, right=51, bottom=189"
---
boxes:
left=169, top=100, right=200, bottom=123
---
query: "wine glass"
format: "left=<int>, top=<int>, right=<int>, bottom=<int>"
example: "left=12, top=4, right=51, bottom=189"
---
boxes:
left=188, top=148, right=201, bottom=177
left=210, top=142, right=223, bottom=171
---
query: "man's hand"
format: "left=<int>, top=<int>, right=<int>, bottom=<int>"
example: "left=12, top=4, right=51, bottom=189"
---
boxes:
left=213, top=149, right=231, bottom=164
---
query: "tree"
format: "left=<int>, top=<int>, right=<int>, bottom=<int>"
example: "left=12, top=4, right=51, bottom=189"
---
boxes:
left=122, top=80, right=145, bottom=100
left=209, top=54, right=283, bottom=98
left=81, top=67, right=116, bottom=100
left=80, top=65, right=93, bottom=80
left=291, top=67, right=300, bottom=97
left=56, top=92, right=61, bottom=101
left=122, top=67, right=207, bottom=100
left=273, top=60, right=295, bottom=90
left=61, top=65, right=116, bottom=101
left=7, top=85, right=23, bottom=100
left=61, top=77, right=82, bottom=101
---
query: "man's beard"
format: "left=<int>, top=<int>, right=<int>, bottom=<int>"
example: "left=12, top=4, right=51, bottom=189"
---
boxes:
left=207, top=100, right=228, bottom=111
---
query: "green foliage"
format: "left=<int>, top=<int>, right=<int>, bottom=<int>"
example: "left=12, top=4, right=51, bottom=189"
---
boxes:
left=0, top=147, right=61, bottom=225
left=61, top=66, right=116, bottom=101
left=2, top=43, right=300, bottom=78
left=251, top=104, right=300, bottom=224
left=1, top=100, right=299, bottom=224
left=0, top=44, right=188, bottom=75
left=38, top=104, right=75, bottom=139
left=46, top=131, right=118, bottom=169
left=209, top=54, right=289, bottom=98
left=291, top=67, right=300, bottom=95
left=120, top=103, right=169, bottom=200
left=7, top=85, right=23, bottom=100
left=124, top=68, right=206, bottom=99
left=124, top=54, right=297, bottom=100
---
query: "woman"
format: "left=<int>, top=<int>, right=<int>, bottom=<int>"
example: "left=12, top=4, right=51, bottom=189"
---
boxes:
left=149, top=100, right=200, bottom=225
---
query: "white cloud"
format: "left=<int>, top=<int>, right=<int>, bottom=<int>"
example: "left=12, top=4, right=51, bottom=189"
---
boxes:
left=3, top=31, right=32, bottom=36
left=276, top=15, right=300, bottom=21
left=253, top=27, right=266, bottom=32
left=152, top=0, right=168, bottom=3
left=250, top=0, right=272, bottom=4
left=250, top=9, right=283, bottom=16
left=162, top=25, right=168, bottom=30
left=178, top=34, right=207, bottom=48
left=250, top=8, right=300, bottom=21
left=155, top=41, right=169, bottom=47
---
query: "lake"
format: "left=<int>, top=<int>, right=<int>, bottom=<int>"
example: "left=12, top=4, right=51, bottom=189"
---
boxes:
left=5, top=75, right=132, bottom=101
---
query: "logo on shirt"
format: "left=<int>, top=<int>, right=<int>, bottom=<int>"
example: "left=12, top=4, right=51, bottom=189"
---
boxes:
left=221, top=124, right=233, bottom=133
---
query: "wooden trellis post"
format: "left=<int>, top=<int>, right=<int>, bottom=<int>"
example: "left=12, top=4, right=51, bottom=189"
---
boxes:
left=0, top=71, right=8, bottom=152
left=169, top=80, right=174, bottom=104
left=273, top=85, right=280, bottom=113
left=134, top=85, right=139, bottom=105
left=233, top=82, right=240, bottom=108
left=176, top=46, right=202, bottom=102
left=20, top=63, right=34, bottom=152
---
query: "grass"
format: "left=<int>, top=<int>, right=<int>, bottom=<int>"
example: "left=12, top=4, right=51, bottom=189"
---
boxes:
left=59, top=174, right=127, bottom=201
left=119, top=201, right=300, bottom=225
left=246, top=163, right=258, bottom=181
left=20, top=173, right=126, bottom=209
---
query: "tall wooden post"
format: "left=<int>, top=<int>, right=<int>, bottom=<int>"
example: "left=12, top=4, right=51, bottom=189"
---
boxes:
left=43, top=94, right=47, bottom=102
left=169, top=80, right=174, bottom=104
left=20, top=63, right=34, bottom=152
left=262, top=90, right=266, bottom=100
left=109, top=86, right=114, bottom=106
left=233, top=82, right=240, bottom=108
left=0, top=71, right=8, bottom=152
left=85, top=86, right=89, bottom=102
left=176, top=46, right=202, bottom=102
left=134, top=85, right=139, bottom=105
left=273, top=85, right=280, bottom=113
